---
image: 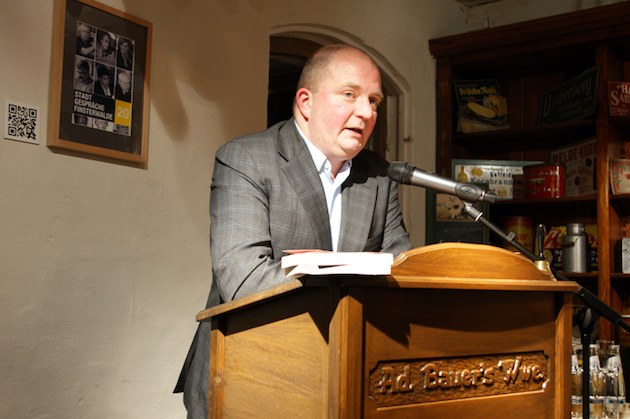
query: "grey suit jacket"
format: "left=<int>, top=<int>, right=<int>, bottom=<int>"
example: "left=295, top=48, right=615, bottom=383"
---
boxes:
left=176, top=118, right=412, bottom=418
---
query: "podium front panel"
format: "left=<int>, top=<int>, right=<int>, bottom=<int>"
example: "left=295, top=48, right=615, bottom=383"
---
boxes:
left=356, top=286, right=569, bottom=419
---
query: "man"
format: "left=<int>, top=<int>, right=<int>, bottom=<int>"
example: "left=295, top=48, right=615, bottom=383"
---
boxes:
left=76, top=23, right=94, bottom=58
left=117, top=38, right=133, bottom=70
left=95, top=31, right=116, bottom=66
left=176, top=44, right=412, bottom=419
left=93, top=119, right=109, bottom=131
left=73, top=60, right=93, bottom=93
left=94, top=65, right=113, bottom=97
left=115, top=71, right=132, bottom=102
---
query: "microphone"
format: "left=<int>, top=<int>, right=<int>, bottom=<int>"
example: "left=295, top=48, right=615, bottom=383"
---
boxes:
left=387, top=161, right=496, bottom=204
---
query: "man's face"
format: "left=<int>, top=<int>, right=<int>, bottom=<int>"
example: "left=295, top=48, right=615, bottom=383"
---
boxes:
left=120, top=42, right=129, bottom=54
left=101, top=35, right=110, bottom=49
left=78, top=67, right=90, bottom=83
left=100, top=74, right=110, bottom=86
left=303, top=50, right=382, bottom=164
left=79, top=26, right=90, bottom=42
left=118, top=75, right=130, bottom=93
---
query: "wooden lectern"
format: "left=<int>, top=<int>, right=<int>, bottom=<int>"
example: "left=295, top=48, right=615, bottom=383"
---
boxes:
left=197, top=243, right=579, bottom=418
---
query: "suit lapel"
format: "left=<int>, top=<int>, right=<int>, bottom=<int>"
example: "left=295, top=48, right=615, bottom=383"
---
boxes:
left=278, top=120, right=333, bottom=251
left=338, top=163, right=377, bottom=252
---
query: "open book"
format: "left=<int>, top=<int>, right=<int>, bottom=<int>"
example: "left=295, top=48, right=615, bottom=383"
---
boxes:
left=281, top=250, right=394, bottom=278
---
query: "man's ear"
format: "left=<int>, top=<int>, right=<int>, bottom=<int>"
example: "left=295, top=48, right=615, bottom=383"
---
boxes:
left=295, top=87, right=312, bottom=120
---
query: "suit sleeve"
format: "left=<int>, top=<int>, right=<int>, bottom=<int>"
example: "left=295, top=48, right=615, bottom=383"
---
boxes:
left=209, top=141, right=288, bottom=302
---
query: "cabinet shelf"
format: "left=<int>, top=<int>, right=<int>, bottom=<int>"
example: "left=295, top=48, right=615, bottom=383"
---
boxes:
left=452, top=119, right=596, bottom=155
left=489, top=195, right=597, bottom=231
left=611, top=194, right=630, bottom=215
left=494, top=195, right=597, bottom=206
left=563, top=272, right=598, bottom=280
left=609, top=115, right=630, bottom=131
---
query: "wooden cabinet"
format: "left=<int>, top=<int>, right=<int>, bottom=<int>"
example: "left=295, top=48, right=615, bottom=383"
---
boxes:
left=428, top=3, right=630, bottom=342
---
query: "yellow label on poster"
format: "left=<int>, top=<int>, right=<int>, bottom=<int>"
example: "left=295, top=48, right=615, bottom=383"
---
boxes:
left=114, top=100, right=132, bottom=127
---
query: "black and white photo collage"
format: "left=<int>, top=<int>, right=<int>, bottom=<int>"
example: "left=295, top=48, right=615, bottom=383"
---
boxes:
left=73, top=21, right=135, bottom=136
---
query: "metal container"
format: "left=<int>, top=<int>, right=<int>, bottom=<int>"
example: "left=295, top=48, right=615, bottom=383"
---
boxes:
left=503, top=216, right=533, bottom=252
left=523, top=163, right=566, bottom=199
left=561, top=223, right=589, bottom=273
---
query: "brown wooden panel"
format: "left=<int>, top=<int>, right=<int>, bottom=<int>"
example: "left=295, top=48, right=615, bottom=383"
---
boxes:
left=364, top=392, right=551, bottom=419
left=209, top=320, right=225, bottom=419
left=429, top=3, right=630, bottom=63
left=596, top=44, right=614, bottom=340
left=436, top=61, right=454, bottom=177
left=220, top=287, right=337, bottom=419
left=391, top=243, right=553, bottom=281
left=555, top=291, right=573, bottom=418
left=335, top=294, right=364, bottom=419
left=355, top=287, right=566, bottom=419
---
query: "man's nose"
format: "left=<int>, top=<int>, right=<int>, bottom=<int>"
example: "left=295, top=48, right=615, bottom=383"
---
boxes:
left=355, top=96, right=374, bottom=119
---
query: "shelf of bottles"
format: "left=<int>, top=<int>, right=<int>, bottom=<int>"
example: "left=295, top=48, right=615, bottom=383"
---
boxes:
left=572, top=340, right=626, bottom=419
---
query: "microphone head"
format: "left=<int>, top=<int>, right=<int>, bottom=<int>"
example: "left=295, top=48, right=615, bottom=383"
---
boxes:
left=387, top=161, right=414, bottom=184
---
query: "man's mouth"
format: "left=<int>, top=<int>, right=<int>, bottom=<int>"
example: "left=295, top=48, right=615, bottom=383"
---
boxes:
left=347, top=127, right=363, bottom=135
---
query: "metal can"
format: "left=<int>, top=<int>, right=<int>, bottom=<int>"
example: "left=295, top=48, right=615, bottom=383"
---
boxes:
left=503, top=216, right=533, bottom=252
left=561, top=223, right=589, bottom=273
left=523, top=164, right=565, bottom=198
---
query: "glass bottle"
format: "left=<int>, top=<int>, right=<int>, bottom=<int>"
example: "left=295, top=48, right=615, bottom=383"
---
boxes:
left=572, top=343, right=583, bottom=418
left=456, top=165, right=468, bottom=182
left=590, top=343, right=604, bottom=419
left=604, top=344, right=626, bottom=419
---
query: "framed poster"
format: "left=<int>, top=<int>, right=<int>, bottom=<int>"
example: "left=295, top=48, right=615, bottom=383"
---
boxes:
left=47, top=0, right=152, bottom=164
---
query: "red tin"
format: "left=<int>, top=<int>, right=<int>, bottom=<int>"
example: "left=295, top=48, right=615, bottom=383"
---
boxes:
left=523, top=164, right=565, bottom=198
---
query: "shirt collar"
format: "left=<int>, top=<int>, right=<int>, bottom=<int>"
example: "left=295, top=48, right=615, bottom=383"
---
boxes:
left=294, top=120, right=352, bottom=174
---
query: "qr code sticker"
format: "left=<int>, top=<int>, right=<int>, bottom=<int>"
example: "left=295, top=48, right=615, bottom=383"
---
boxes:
left=4, top=100, right=40, bottom=144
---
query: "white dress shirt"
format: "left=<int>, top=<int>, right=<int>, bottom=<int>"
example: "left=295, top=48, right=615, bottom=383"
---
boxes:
left=295, top=121, right=351, bottom=252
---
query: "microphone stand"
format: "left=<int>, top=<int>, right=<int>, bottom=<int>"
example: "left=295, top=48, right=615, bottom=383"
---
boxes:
left=462, top=201, right=629, bottom=419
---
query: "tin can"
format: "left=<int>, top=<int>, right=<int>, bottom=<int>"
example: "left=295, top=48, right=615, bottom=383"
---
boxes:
left=523, top=164, right=565, bottom=198
left=561, top=223, right=589, bottom=273
left=503, top=216, right=533, bottom=252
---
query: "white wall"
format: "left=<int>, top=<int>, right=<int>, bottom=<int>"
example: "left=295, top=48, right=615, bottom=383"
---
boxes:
left=0, top=1, right=464, bottom=418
